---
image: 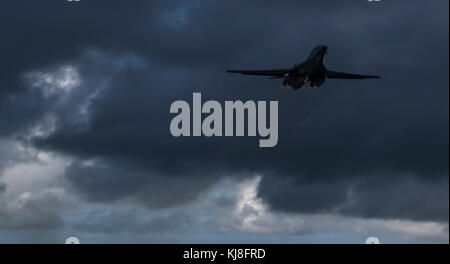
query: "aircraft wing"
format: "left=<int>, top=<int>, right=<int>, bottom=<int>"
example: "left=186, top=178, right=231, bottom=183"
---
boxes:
left=326, top=70, right=380, bottom=79
left=227, top=69, right=291, bottom=77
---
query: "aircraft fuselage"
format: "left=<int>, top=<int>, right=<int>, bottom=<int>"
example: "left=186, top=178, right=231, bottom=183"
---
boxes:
left=283, top=45, right=328, bottom=90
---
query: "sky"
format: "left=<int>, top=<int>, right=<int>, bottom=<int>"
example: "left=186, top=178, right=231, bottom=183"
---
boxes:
left=0, top=0, right=448, bottom=243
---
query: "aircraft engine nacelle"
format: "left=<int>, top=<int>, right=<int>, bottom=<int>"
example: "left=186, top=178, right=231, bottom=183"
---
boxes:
left=310, top=76, right=325, bottom=88
left=282, top=75, right=306, bottom=90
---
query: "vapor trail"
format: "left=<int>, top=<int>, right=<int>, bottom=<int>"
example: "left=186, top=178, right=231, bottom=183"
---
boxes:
left=295, top=80, right=374, bottom=130
left=212, top=72, right=226, bottom=100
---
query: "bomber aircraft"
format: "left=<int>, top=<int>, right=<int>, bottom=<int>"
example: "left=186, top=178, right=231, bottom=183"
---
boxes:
left=227, top=45, right=380, bottom=90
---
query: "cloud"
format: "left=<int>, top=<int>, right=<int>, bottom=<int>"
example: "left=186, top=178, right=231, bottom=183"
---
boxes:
left=0, top=0, right=447, bottom=242
left=28, top=46, right=447, bottom=221
left=0, top=141, right=75, bottom=231
left=0, top=187, right=74, bottom=230
left=24, top=65, right=81, bottom=97
left=63, top=159, right=218, bottom=208
left=258, top=172, right=449, bottom=222
left=222, top=176, right=307, bottom=235
left=67, top=176, right=449, bottom=243
left=0, top=182, right=6, bottom=195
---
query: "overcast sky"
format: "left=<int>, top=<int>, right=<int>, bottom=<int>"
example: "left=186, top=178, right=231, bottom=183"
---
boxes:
left=0, top=0, right=448, bottom=243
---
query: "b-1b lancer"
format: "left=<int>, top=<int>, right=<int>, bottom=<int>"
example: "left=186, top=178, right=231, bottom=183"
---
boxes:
left=227, top=45, right=380, bottom=90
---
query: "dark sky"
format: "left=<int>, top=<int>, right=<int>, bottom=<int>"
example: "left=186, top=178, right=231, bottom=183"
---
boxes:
left=0, top=0, right=448, bottom=243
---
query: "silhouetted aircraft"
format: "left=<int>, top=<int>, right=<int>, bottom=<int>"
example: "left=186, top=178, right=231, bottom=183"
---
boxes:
left=227, top=45, right=380, bottom=90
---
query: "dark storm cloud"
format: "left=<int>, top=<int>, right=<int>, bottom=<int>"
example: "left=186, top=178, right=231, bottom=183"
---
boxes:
left=0, top=0, right=448, bottom=222
left=259, top=172, right=449, bottom=222
left=64, top=159, right=218, bottom=208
